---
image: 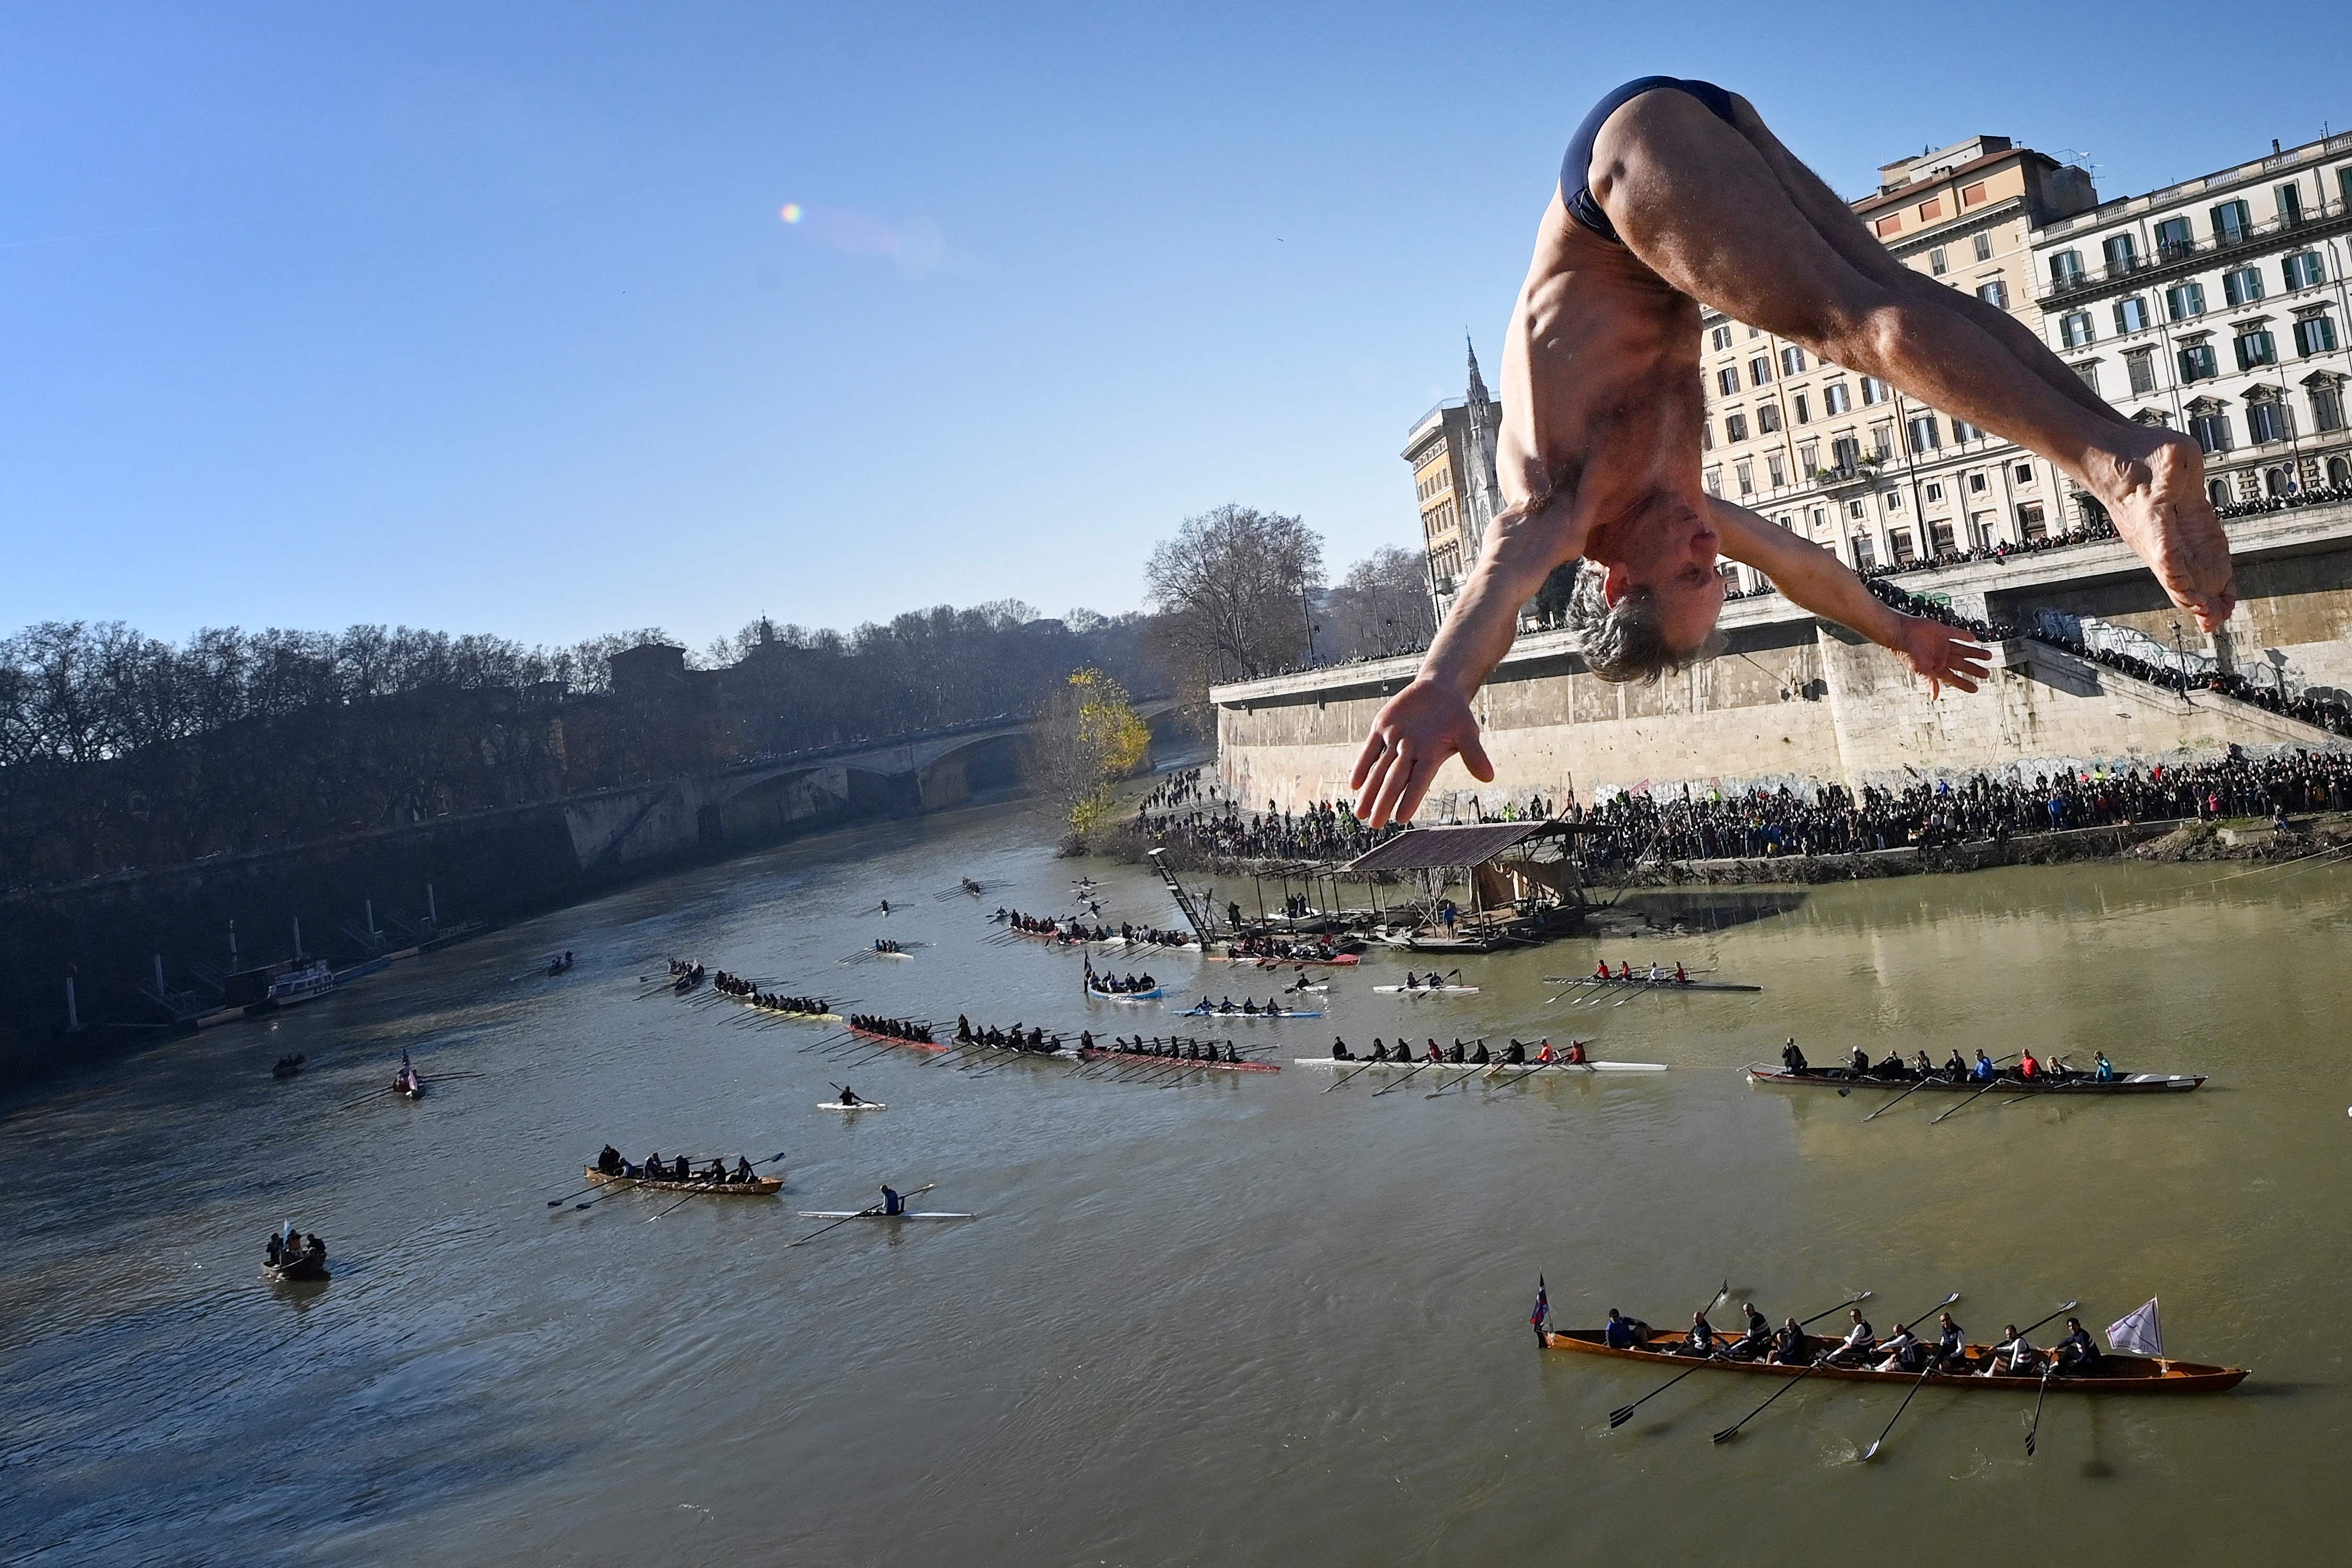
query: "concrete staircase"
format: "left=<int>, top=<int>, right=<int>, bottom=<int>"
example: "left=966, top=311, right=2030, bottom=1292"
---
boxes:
left=2001, top=637, right=2345, bottom=749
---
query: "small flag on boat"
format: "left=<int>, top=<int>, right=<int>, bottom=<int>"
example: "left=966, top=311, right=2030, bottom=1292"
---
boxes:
left=1530, top=1275, right=1549, bottom=1331
left=2105, top=1298, right=2162, bottom=1357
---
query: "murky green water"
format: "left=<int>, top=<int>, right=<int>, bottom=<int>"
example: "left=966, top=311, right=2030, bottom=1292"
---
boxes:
left=3, top=796, right=2347, bottom=1566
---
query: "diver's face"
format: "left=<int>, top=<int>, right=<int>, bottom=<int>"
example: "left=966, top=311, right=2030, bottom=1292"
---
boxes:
left=1602, top=503, right=1725, bottom=652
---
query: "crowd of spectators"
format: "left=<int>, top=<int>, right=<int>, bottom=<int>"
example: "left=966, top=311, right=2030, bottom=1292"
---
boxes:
left=1127, top=797, right=1405, bottom=863
left=2215, top=482, right=2352, bottom=522
left=1571, top=747, right=2352, bottom=868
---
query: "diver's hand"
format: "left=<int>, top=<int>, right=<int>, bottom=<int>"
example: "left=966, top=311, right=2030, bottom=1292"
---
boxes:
left=1892, top=616, right=1989, bottom=698
left=1350, top=679, right=1493, bottom=827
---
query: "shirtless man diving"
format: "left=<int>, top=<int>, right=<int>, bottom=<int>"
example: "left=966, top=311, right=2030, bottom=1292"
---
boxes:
left=1352, top=77, right=2237, bottom=827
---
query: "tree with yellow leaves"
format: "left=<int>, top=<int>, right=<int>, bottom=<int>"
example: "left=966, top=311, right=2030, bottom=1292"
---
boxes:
left=1037, top=667, right=1151, bottom=845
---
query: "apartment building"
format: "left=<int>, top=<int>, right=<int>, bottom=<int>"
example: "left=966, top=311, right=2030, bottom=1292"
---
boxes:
left=1404, top=338, right=1504, bottom=620
left=2032, top=130, right=2352, bottom=504
left=1699, top=136, right=2099, bottom=582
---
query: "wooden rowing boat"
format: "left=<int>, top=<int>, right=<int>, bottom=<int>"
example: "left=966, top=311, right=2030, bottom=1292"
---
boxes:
left=1541, top=1325, right=2246, bottom=1392
left=1744, top=1064, right=2204, bottom=1094
left=1079, top=1046, right=1278, bottom=1073
left=1291, top=1057, right=1668, bottom=1074
left=1178, top=1005, right=1322, bottom=1019
left=263, top=1253, right=330, bottom=1283
left=582, top=1165, right=783, bottom=1196
left=847, top=1024, right=947, bottom=1054
left=1544, top=975, right=1761, bottom=994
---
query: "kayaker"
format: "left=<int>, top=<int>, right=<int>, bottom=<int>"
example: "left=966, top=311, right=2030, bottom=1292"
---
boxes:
left=839, top=1087, right=861, bottom=1106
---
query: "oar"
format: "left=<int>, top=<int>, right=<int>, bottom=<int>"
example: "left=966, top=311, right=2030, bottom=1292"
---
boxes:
left=1928, top=1055, right=2025, bottom=1124
left=1860, top=1290, right=2031, bottom=1461
left=1369, top=1057, right=1439, bottom=1096
left=1861, top=1062, right=1965, bottom=1122
left=644, top=1150, right=787, bottom=1223
left=1321, top=1056, right=1386, bottom=1093
left=1609, top=1287, right=1861, bottom=1430
left=788, top=1183, right=936, bottom=1247
left=2024, top=1362, right=2058, bottom=1457
left=1425, top=1045, right=1491, bottom=1097
left=1714, top=1290, right=1950, bottom=1445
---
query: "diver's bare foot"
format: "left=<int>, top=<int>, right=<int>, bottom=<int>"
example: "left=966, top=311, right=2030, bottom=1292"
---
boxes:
left=2090, top=433, right=2237, bottom=632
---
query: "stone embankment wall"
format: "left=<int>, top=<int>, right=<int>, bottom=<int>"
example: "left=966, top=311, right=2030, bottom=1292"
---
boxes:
left=1213, top=509, right=2352, bottom=813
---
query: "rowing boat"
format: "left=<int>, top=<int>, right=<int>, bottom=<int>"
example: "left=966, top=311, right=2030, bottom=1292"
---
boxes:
left=1744, top=1064, right=2205, bottom=1094
left=1371, top=983, right=1481, bottom=995
left=821, top=1101, right=886, bottom=1112
left=1291, top=1057, right=1668, bottom=1074
left=1178, top=1005, right=1322, bottom=1019
left=847, top=1024, right=948, bottom=1054
left=1086, top=983, right=1166, bottom=1001
left=263, top=1254, right=330, bottom=1283
left=1078, top=1046, right=1278, bottom=1074
left=583, top=1165, right=783, bottom=1196
left=1544, top=975, right=1761, bottom=994
left=796, top=1209, right=976, bottom=1220
left=1208, top=951, right=1361, bottom=967
left=1540, top=1325, right=2245, bottom=1392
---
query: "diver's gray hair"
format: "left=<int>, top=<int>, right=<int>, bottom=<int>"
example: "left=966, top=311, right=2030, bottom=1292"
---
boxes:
left=1560, top=563, right=1726, bottom=684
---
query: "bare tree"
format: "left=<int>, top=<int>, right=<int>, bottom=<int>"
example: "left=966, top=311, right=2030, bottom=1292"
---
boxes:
left=1318, top=546, right=1438, bottom=661
left=1143, top=504, right=1324, bottom=703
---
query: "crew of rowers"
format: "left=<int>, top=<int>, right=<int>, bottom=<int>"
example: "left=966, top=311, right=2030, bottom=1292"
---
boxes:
left=597, top=1145, right=762, bottom=1184
left=872, top=938, right=906, bottom=954
left=1589, top=960, right=1690, bottom=983
left=667, top=959, right=707, bottom=991
left=850, top=1014, right=935, bottom=1044
left=1090, top=971, right=1159, bottom=994
left=1225, top=933, right=1344, bottom=963
left=1331, top=1036, right=1587, bottom=1066
left=706, top=972, right=835, bottom=1017
left=270, top=1052, right=307, bottom=1077
left=264, top=1228, right=327, bottom=1270
left=954, top=1016, right=1063, bottom=1054
left=1779, top=1038, right=2115, bottom=1085
left=1608, top=1302, right=2104, bottom=1377
left=1076, top=1030, right=1248, bottom=1064
left=1189, top=995, right=1308, bottom=1016
left=959, top=878, right=984, bottom=895
left=1398, top=971, right=1465, bottom=990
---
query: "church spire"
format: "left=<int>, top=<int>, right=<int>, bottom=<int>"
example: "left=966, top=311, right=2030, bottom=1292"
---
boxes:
left=1465, top=331, right=1490, bottom=407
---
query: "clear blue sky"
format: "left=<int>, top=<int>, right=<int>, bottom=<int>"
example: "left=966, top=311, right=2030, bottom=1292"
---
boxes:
left=6, top=3, right=2347, bottom=651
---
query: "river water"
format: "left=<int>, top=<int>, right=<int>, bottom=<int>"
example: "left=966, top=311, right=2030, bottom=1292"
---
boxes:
left=3, top=793, right=2348, bottom=1566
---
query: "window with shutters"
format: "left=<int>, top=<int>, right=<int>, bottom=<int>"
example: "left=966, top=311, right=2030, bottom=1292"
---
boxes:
left=1798, top=441, right=1818, bottom=472
left=1954, top=420, right=1984, bottom=442
left=2126, top=349, right=2158, bottom=394
left=1792, top=392, right=1811, bottom=425
left=2283, top=252, right=2325, bottom=291
left=2189, top=411, right=2231, bottom=453
left=1735, top=461, right=1754, bottom=497
left=1832, top=435, right=1863, bottom=469
left=1861, top=376, right=1887, bottom=406
left=1757, top=403, right=1782, bottom=434
left=2234, top=329, right=2276, bottom=371
left=2049, top=250, right=2084, bottom=286
left=1767, top=452, right=1786, bottom=486
left=1908, top=414, right=1940, bottom=452
left=1929, top=247, right=1948, bottom=275
left=1749, top=356, right=1772, bottom=385
left=1718, top=367, right=1740, bottom=396
left=1973, top=232, right=1992, bottom=261
left=2154, top=216, right=2194, bottom=259
left=2115, top=296, right=2149, bottom=333
left=1883, top=488, right=1904, bottom=512
left=1977, top=279, right=2009, bottom=308
left=2103, top=233, right=2138, bottom=272
left=1823, top=383, right=1851, bottom=414
left=2178, top=343, right=2218, bottom=381
left=2210, top=199, right=2251, bottom=246
left=2166, top=282, right=2205, bottom=320
left=2223, top=268, right=2263, bottom=308
left=1963, top=182, right=1987, bottom=209
left=1712, top=324, right=1735, bottom=351
left=2277, top=183, right=2304, bottom=226
left=2060, top=312, right=2094, bottom=349
left=2074, top=363, right=2100, bottom=394
left=1875, top=214, right=1901, bottom=237
left=1725, top=412, right=1748, bottom=443
left=2248, top=400, right=2289, bottom=444
left=2311, top=383, right=2345, bottom=433
left=1918, top=198, right=1942, bottom=222
left=1781, top=347, right=1805, bottom=375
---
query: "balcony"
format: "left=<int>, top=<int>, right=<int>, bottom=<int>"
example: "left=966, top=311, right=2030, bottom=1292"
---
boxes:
left=2037, top=197, right=2352, bottom=306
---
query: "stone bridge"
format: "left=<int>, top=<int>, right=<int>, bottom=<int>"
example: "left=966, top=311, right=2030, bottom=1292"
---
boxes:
left=570, top=700, right=1185, bottom=872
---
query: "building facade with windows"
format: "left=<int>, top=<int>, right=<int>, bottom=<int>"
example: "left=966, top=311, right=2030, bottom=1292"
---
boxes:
left=1403, top=338, right=1505, bottom=622
left=2031, top=130, right=2352, bottom=508
left=1698, top=136, right=2099, bottom=584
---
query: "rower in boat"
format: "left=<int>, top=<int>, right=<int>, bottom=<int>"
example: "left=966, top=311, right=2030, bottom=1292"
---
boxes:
left=1425, top=1039, right=1444, bottom=1064
left=2053, top=1317, right=2101, bottom=1374
left=1594, top=961, right=1610, bottom=981
left=733, top=1157, right=756, bottom=1183
left=1647, top=963, right=1665, bottom=982
left=598, top=1145, right=624, bottom=1175
left=1849, top=1046, right=1872, bottom=1077
left=1971, top=1049, right=1996, bottom=1080
left=879, top=1184, right=906, bottom=1217
left=1781, top=1038, right=1809, bottom=1075
left=1766, top=1316, right=1812, bottom=1366
left=703, top=1159, right=728, bottom=1183
left=1932, top=1311, right=1966, bottom=1371
left=1981, top=1324, right=2042, bottom=1377
left=1368, top=1039, right=1388, bottom=1062
left=1873, top=1320, right=1926, bottom=1373
left=1942, top=1048, right=1967, bottom=1081
left=1875, top=1051, right=1907, bottom=1080
left=1616, top=961, right=1633, bottom=979
left=1911, top=1049, right=1934, bottom=1079
left=1471, top=1040, right=1491, bottom=1065
left=1333, top=1038, right=1352, bottom=1060
left=1824, top=1308, right=1877, bottom=1367
left=1681, top=1310, right=1719, bottom=1357
left=1727, top=1302, right=1772, bottom=1361
left=644, top=1150, right=663, bottom=1179
left=1603, top=1308, right=1638, bottom=1350
left=1563, top=1040, right=1589, bottom=1065
left=1535, top=1039, right=1557, bottom=1065
left=1673, top=962, right=1689, bottom=984
left=1504, top=1040, right=1527, bottom=1065
left=839, top=1087, right=863, bottom=1107
left=2094, top=1051, right=2115, bottom=1082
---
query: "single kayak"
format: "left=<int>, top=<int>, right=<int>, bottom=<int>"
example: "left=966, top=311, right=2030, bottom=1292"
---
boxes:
left=794, top=1210, right=975, bottom=1220
left=821, top=1101, right=886, bottom=1111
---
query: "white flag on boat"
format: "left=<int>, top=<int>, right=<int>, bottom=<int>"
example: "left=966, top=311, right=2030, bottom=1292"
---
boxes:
left=2105, top=1298, right=2163, bottom=1357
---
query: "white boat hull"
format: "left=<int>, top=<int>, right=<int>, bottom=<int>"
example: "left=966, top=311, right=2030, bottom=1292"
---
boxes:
left=821, top=1102, right=885, bottom=1111
left=1371, top=985, right=1480, bottom=995
left=795, top=1210, right=974, bottom=1220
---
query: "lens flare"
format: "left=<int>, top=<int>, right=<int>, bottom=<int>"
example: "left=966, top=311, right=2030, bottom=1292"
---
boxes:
left=779, top=203, right=802, bottom=224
